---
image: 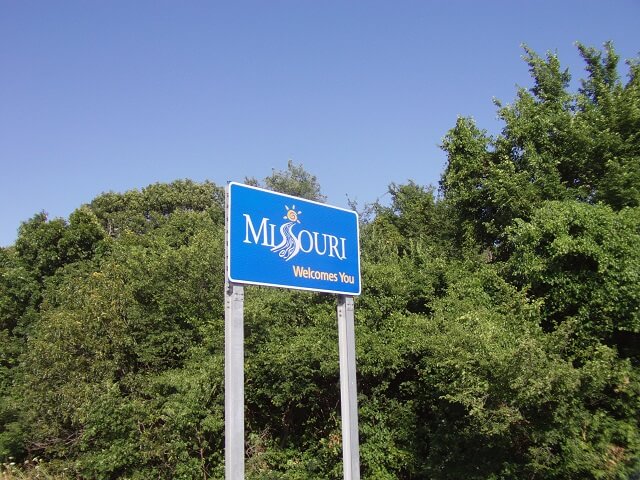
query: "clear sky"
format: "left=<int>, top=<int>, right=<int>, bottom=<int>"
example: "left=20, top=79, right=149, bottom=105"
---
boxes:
left=1, top=0, right=639, bottom=247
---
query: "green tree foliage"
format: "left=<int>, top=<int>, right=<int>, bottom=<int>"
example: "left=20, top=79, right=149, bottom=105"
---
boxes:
left=1, top=208, right=108, bottom=462
left=1, top=181, right=226, bottom=477
left=21, top=201, right=225, bottom=478
left=247, top=160, right=327, bottom=202
left=503, top=201, right=640, bottom=356
left=89, top=179, right=224, bottom=237
left=441, top=42, right=640, bottom=248
left=436, top=42, right=640, bottom=478
left=2, top=43, right=639, bottom=479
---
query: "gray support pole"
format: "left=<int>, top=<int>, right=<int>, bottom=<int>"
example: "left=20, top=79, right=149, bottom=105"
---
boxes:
left=225, top=186, right=245, bottom=479
left=225, top=281, right=245, bottom=479
left=337, top=295, right=361, bottom=480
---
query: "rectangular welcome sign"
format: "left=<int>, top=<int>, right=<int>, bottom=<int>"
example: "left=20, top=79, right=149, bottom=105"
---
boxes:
left=227, top=182, right=361, bottom=295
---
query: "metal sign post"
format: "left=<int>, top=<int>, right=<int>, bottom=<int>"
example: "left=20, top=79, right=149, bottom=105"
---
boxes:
left=225, top=189, right=245, bottom=480
left=224, top=280, right=244, bottom=480
left=337, top=295, right=361, bottom=480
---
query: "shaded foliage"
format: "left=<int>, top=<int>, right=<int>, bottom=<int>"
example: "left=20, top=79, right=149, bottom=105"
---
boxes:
left=503, top=201, right=640, bottom=358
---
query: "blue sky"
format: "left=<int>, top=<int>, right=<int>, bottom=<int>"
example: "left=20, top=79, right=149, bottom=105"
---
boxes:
left=1, top=0, right=639, bottom=246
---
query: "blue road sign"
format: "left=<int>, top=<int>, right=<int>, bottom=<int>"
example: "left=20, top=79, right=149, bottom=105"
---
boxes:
left=227, top=182, right=361, bottom=295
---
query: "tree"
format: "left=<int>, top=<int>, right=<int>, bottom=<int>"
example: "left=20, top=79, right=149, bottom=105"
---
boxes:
left=436, top=42, right=640, bottom=478
left=247, top=160, right=327, bottom=202
left=440, top=43, right=640, bottom=249
left=1, top=209, right=107, bottom=462
left=19, top=208, right=226, bottom=478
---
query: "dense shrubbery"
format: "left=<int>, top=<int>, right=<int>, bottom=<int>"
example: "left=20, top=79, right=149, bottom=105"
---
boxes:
left=1, top=43, right=639, bottom=479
